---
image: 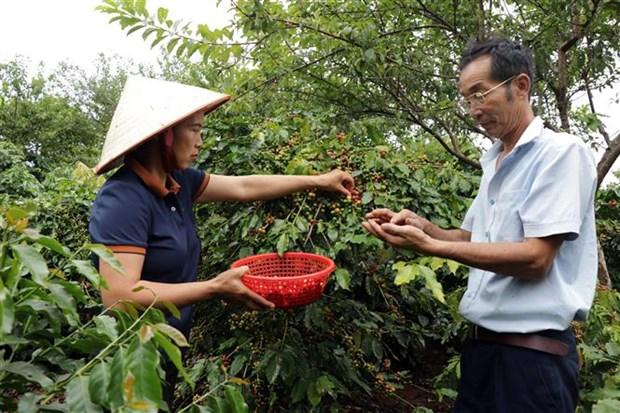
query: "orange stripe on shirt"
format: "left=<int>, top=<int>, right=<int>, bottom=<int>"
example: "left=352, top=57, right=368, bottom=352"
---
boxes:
left=193, top=174, right=211, bottom=202
left=108, top=245, right=146, bottom=255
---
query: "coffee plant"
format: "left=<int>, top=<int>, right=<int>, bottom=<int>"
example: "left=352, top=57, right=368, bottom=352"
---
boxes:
left=0, top=180, right=251, bottom=413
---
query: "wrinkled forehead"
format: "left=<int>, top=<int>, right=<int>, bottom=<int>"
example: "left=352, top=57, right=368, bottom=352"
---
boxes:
left=458, top=55, right=493, bottom=95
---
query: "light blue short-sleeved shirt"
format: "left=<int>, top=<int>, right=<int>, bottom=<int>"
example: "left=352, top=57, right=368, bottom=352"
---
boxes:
left=459, top=116, right=598, bottom=333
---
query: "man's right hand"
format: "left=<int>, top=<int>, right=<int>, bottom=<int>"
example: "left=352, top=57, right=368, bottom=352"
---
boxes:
left=213, top=266, right=275, bottom=310
left=389, top=209, right=431, bottom=232
left=365, top=208, right=430, bottom=231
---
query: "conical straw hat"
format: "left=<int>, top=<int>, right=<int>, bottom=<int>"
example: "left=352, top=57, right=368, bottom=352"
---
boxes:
left=94, top=76, right=230, bottom=174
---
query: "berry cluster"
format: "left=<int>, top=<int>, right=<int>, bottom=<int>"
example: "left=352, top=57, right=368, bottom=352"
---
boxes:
left=347, top=187, right=362, bottom=206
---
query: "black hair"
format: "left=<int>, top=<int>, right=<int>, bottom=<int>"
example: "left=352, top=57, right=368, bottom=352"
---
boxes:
left=459, top=38, right=535, bottom=97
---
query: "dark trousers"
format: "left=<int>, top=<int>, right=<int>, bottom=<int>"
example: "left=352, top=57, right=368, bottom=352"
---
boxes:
left=162, top=357, right=179, bottom=412
left=161, top=346, right=186, bottom=413
left=453, top=328, right=579, bottom=413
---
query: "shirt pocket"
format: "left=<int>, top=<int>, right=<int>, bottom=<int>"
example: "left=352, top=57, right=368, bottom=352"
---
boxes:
left=493, top=189, right=525, bottom=242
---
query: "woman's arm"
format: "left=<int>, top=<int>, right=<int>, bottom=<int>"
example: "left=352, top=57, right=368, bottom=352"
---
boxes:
left=196, top=169, right=354, bottom=203
left=99, top=253, right=273, bottom=310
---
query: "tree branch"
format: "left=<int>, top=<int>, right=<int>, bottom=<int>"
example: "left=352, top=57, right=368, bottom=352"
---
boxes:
left=597, top=130, right=620, bottom=190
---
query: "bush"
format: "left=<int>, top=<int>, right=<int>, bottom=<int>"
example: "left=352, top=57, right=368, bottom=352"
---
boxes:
left=186, top=111, right=477, bottom=410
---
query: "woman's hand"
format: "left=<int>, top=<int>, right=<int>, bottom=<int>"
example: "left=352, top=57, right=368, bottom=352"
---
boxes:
left=316, top=169, right=355, bottom=197
left=213, top=266, right=275, bottom=310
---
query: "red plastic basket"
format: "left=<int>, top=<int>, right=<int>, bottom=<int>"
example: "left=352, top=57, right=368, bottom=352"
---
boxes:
left=230, top=252, right=336, bottom=309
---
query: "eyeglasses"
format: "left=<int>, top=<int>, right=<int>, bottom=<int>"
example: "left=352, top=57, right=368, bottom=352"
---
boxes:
left=457, top=76, right=516, bottom=112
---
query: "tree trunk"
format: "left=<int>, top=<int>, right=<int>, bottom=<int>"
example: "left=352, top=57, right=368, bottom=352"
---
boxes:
left=597, top=238, right=612, bottom=288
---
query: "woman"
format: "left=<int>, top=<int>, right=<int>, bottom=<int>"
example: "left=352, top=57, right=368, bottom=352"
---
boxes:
left=89, top=76, right=354, bottom=410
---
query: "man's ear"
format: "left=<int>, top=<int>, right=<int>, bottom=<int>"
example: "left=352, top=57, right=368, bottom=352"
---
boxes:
left=515, top=73, right=531, bottom=99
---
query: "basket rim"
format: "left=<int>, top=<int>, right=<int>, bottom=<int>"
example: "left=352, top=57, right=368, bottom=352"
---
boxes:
left=230, top=251, right=336, bottom=282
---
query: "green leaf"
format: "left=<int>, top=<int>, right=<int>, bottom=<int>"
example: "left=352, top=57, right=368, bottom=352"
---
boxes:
left=605, top=342, right=620, bottom=356
left=11, top=244, right=48, bottom=284
left=427, top=256, right=445, bottom=271
left=276, top=233, right=289, bottom=256
left=291, top=378, right=309, bottom=403
left=135, top=0, right=147, bottom=16
left=315, top=375, right=336, bottom=397
left=265, top=352, right=282, bottom=384
left=446, top=259, right=460, bottom=274
left=33, top=235, right=69, bottom=256
left=138, top=324, right=155, bottom=343
left=162, top=300, right=181, bottom=320
left=593, top=399, right=620, bottom=413
left=0, top=287, right=15, bottom=334
left=229, top=354, right=247, bottom=377
left=224, top=385, right=249, bottom=413
left=154, top=323, right=189, bottom=347
left=126, top=24, right=145, bottom=36
left=153, top=331, right=193, bottom=388
left=108, top=350, right=125, bottom=409
left=94, top=315, right=118, bottom=341
left=334, top=268, right=351, bottom=290
left=142, top=27, right=157, bottom=40
left=207, top=395, right=228, bottom=412
left=361, top=192, right=373, bottom=204
left=166, top=37, right=180, bottom=53
left=3, top=361, right=53, bottom=388
left=66, top=375, right=103, bottom=413
left=89, top=362, right=111, bottom=407
left=48, top=283, right=79, bottom=326
left=307, top=380, right=321, bottom=406
left=419, top=265, right=445, bottom=304
left=6, top=206, right=29, bottom=221
left=86, top=244, right=125, bottom=275
left=71, top=260, right=105, bottom=289
left=17, top=392, right=43, bottom=413
left=126, top=340, right=162, bottom=407
left=392, top=262, right=419, bottom=286
left=151, top=34, right=165, bottom=48
left=157, top=7, right=168, bottom=23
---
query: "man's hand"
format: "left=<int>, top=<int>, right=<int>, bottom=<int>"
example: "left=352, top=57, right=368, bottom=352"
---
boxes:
left=391, top=209, right=432, bottom=232
left=213, top=266, right=275, bottom=310
left=364, top=208, right=396, bottom=225
left=316, top=169, right=355, bottom=197
left=363, top=208, right=436, bottom=253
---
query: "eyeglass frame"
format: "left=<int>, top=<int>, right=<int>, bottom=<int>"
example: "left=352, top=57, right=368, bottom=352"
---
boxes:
left=457, top=75, right=516, bottom=112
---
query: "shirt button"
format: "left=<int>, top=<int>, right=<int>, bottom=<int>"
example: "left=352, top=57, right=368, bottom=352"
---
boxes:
left=485, top=231, right=490, bottom=238
left=171, top=206, right=176, bottom=212
left=490, top=199, right=495, bottom=205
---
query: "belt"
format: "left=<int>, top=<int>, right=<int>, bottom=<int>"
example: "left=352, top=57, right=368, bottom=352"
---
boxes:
left=470, top=325, right=569, bottom=356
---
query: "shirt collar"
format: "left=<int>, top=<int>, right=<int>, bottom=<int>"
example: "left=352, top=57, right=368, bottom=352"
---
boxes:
left=480, top=116, right=544, bottom=172
left=127, top=158, right=180, bottom=198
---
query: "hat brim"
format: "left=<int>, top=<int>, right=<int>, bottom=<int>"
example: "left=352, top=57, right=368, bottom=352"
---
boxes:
left=94, top=94, right=230, bottom=174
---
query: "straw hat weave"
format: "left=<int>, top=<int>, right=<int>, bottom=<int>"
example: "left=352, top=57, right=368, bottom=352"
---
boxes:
left=95, top=76, right=230, bottom=174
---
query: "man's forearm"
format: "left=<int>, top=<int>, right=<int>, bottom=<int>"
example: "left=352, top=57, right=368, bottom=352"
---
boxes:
left=424, top=224, right=471, bottom=243
left=429, top=238, right=554, bottom=280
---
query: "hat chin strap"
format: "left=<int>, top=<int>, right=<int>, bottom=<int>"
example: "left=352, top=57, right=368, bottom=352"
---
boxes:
left=160, top=128, right=180, bottom=172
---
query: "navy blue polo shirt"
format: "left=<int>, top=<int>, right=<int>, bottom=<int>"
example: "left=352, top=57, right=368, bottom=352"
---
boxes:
left=89, top=158, right=209, bottom=336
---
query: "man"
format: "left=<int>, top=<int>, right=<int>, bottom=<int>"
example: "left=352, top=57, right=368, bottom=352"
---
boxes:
left=363, top=38, right=597, bottom=412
